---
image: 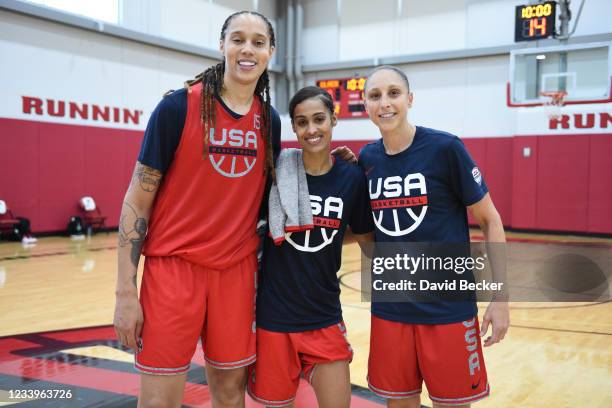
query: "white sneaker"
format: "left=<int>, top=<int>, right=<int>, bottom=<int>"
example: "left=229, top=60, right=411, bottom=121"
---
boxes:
left=22, top=236, right=38, bottom=244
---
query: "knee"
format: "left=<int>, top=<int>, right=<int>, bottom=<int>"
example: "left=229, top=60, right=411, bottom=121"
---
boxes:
left=138, top=375, right=185, bottom=408
left=215, top=391, right=242, bottom=406
left=210, top=382, right=244, bottom=406
left=207, top=368, right=246, bottom=406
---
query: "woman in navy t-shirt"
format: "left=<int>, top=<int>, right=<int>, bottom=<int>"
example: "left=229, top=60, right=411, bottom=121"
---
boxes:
left=248, top=86, right=374, bottom=408
left=360, top=66, right=509, bottom=408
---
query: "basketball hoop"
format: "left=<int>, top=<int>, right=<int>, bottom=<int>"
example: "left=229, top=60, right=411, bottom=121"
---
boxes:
left=540, top=91, right=567, bottom=120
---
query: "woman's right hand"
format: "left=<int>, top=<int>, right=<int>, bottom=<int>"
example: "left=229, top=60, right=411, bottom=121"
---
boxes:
left=113, top=292, right=144, bottom=352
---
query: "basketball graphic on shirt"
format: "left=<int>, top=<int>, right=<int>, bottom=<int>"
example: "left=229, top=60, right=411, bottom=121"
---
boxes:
left=369, top=173, right=428, bottom=237
left=208, top=127, right=258, bottom=178
left=286, top=195, right=343, bottom=253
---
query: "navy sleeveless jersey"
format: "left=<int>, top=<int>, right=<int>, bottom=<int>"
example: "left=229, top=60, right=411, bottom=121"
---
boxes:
left=358, top=126, right=488, bottom=324
left=257, top=159, right=374, bottom=332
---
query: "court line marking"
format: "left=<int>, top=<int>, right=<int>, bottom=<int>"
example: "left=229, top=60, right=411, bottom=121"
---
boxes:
left=3, top=231, right=610, bottom=262
left=0, top=245, right=116, bottom=261
left=507, top=324, right=611, bottom=336
left=470, top=235, right=612, bottom=249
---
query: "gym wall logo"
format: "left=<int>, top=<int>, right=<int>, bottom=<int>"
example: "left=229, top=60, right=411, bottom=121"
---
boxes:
left=548, top=112, right=612, bottom=130
left=21, top=96, right=143, bottom=125
left=369, top=173, right=428, bottom=237
left=286, top=195, right=343, bottom=253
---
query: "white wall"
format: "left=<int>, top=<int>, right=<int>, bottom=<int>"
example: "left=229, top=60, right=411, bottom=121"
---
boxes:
left=570, top=0, right=612, bottom=37
left=302, top=0, right=612, bottom=65
left=2, top=1, right=608, bottom=139
left=301, top=55, right=516, bottom=139
left=466, top=0, right=519, bottom=48
left=395, top=0, right=467, bottom=54
left=302, top=0, right=339, bottom=65
left=300, top=53, right=611, bottom=142
left=120, top=0, right=279, bottom=65
left=338, top=0, right=398, bottom=60
left=0, top=9, right=278, bottom=130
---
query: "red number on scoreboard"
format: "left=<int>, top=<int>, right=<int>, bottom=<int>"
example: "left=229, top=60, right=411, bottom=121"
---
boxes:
left=529, top=17, right=547, bottom=36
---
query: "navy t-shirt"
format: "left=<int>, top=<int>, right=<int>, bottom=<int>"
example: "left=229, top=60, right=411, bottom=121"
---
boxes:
left=257, top=159, right=374, bottom=332
left=138, top=88, right=281, bottom=173
left=358, top=126, right=488, bottom=324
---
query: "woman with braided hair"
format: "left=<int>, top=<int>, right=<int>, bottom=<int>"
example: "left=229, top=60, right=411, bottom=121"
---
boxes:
left=113, top=11, right=280, bottom=407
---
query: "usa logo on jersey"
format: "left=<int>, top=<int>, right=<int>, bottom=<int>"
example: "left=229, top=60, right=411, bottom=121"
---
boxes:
left=286, top=195, right=343, bottom=253
left=369, top=173, right=428, bottom=237
left=207, top=114, right=260, bottom=178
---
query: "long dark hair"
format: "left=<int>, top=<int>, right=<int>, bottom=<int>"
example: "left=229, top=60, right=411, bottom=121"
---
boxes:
left=184, top=11, right=276, bottom=178
left=289, top=86, right=335, bottom=121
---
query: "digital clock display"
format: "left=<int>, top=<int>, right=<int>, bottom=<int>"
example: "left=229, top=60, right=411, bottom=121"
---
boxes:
left=515, top=1, right=556, bottom=42
left=317, top=77, right=368, bottom=119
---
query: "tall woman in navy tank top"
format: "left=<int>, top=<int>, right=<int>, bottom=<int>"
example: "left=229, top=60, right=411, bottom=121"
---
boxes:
left=248, top=87, right=374, bottom=408
left=360, top=66, right=510, bottom=408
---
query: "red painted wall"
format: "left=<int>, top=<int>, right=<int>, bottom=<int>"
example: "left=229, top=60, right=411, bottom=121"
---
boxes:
left=484, top=138, right=514, bottom=226
left=463, top=139, right=486, bottom=227
left=588, top=134, right=612, bottom=233
left=510, top=134, right=612, bottom=234
left=285, top=134, right=612, bottom=234
left=536, top=135, right=589, bottom=231
left=511, top=136, right=539, bottom=229
left=1, top=117, right=611, bottom=234
left=0, top=118, right=142, bottom=233
left=463, top=137, right=514, bottom=228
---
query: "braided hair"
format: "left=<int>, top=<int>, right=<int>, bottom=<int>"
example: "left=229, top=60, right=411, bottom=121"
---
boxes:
left=184, top=11, right=276, bottom=179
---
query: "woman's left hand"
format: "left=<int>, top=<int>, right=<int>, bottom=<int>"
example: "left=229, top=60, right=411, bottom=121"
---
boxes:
left=480, top=301, right=510, bottom=347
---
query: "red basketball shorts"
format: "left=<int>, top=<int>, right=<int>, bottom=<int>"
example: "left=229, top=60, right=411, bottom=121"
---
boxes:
left=368, top=315, right=490, bottom=406
left=135, top=254, right=257, bottom=375
left=247, top=322, right=353, bottom=407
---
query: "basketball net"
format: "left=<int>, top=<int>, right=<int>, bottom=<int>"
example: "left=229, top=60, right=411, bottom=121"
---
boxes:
left=540, top=91, right=567, bottom=120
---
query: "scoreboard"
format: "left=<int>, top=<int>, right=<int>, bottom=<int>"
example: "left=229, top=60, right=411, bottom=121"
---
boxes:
left=316, top=77, right=368, bottom=119
left=515, top=1, right=556, bottom=42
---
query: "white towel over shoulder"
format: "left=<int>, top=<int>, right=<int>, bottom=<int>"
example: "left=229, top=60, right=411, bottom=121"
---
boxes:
left=268, top=148, right=313, bottom=245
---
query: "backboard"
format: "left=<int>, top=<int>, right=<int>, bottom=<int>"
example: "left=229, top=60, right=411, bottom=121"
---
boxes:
left=508, top=42, right=612, bottom=107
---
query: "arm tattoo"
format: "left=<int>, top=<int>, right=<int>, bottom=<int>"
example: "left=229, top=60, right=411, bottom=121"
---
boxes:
left=119, top=202, right=148, bottom=268
left=133, top=163, right=162, bottom=193
left=131, top=217, right=147, bottom=267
